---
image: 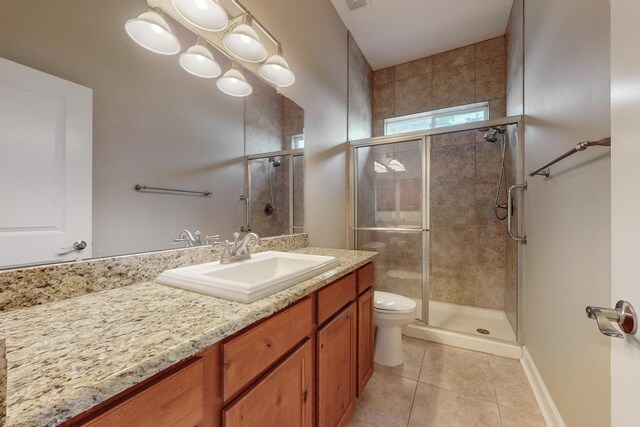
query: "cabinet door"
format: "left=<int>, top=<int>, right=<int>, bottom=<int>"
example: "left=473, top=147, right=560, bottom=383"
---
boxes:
left=357, top=288, right=374, bottom=397
left=223, top=340, right=313, bottom=427
left=317, top=303, right=357, bottom=427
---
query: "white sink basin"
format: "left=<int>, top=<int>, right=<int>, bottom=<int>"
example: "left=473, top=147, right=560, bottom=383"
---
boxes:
left=156, top=251, right=340, bottom=303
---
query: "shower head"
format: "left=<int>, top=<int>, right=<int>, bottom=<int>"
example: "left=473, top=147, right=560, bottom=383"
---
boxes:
left=484, top=131, right=499, bottom=143
left=269, top=157, right=282, bottom=167
left=478, top=126, right=506, bottom=143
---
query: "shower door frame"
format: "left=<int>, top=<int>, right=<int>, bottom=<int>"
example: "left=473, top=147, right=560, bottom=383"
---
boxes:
left=349, top=115, right=525, bottom=345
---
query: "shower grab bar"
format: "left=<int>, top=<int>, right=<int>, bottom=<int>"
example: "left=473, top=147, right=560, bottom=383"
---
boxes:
left=529, top=137, right=611, bottom=177
left=507, top=183, right=527, bottom=244
left=133, top=184, right=212, bottom=196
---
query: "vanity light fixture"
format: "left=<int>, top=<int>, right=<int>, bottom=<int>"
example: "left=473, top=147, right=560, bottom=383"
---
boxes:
left=217, top=64, right=253, bottom=97
left=125, top=0, right=295, bottom=96
left=259, top=45, right=295, bottom=87
left=222, top=15, right=268, bottom=63
left=124, top=10, right=181, bottom=55
left=179, top=39, right=222, bottom=78
left=171, top=0, right=229, bottom=31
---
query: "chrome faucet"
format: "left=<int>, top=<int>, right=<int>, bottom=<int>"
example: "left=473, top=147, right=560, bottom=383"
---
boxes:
left=220, top=232, right=262, bottom=264
left=173, top=230, right=201, bottom=247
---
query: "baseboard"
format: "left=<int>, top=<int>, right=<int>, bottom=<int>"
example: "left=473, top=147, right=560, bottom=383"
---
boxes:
left=520, top=346, right=566, bottom=427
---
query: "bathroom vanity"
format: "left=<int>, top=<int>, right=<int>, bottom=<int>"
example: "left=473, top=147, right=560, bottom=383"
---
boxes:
left=63, top=263, right=374, bottom=427
left=0, top=242, right=376, bottom=427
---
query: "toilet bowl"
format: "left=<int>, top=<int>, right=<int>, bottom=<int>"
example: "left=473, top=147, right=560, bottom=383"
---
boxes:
left=374, top=291, right=417, bottom=367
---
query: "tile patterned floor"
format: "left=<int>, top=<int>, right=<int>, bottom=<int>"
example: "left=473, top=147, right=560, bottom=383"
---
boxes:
left=348, top=337, right=546, bottom=427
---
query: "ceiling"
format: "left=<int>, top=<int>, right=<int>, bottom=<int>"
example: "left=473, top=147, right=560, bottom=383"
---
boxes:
left=331, top=0, right=514, bottom=70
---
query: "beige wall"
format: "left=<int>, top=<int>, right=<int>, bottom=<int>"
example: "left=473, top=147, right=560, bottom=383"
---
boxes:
left=244, top=0, right=351, bottom=249
left=523, top=0, right=611, bottom=425
left=372, top=37, right=507, bottom=137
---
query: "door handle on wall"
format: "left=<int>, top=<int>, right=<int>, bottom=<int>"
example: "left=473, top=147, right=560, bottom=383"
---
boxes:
left=586, top=300, right=637, bottom=338
left=507, top=182, right=527, bottom=243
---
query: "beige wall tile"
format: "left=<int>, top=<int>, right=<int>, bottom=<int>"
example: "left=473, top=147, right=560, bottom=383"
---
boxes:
left=431, top=179, right=476, bottom=226
left=433, top=45, right=476, bottom=72
left=430, top=226, right=477, bottom=267
left=409, top=383, right=502, bottom=427
left=475, top=266, right=506, bottom=309
left=430, top=144, right=476, bottom=182
left=476, top=36, right=506, bottom=60
left=489, top=97, right=507, bottom=119
left=430, top=265, right=477, bottom=305
left=431, top=129, right=476, bottom=148
left=477, top=223, right=507, bottom=265
left=372, top=119, right=384, bottom=137
left=348, top=33, right=373, bottom=141
left=395, top=57, right=432, bottom=80
left=476, top=183, right=499, bottom=224
left=476, top=141, right=503, bottom=184
left=373, top=82, right=395, bottom=120
left=433, top=63, right=476, bottom=109
left=394, top=74, right=433, bottom=116
left=373, top=66, right=394, bottom=86
left=476, top=55, right=507, bottom=101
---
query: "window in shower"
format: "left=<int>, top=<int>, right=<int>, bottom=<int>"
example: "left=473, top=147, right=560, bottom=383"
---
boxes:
left=384, top=102, right=489, bottom=136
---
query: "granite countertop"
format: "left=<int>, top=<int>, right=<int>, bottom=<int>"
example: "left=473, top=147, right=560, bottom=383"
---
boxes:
left=0, top=247, right=376, bottom=427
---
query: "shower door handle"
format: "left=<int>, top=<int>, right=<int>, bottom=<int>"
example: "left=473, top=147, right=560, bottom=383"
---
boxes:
left=507, top=182, right=527, bottom=244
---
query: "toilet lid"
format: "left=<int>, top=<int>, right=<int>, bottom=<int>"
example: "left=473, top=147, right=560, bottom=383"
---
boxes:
left=374, top=291, right=417, bottom=313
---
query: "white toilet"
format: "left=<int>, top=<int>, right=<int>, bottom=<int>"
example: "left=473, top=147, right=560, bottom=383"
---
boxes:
left=373, top=291, right=417, bottom=366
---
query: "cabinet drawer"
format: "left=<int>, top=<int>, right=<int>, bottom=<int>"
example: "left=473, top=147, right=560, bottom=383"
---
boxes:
left=356, top=263, right=374, bottom=294
left=223, top=340, right=314, bottom=427
left=317, top=273, right=356, bottom=325
left=222, top=297, right=313, bottom=402
left=79, top=358, right=204, bottom=427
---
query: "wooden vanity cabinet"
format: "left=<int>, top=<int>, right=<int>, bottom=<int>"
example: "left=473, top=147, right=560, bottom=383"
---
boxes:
left=317, top=303, right=357, bottom=427
left=68, top=344, right=221, bottom=427
left=223, top=339, right=314, bottom=427
left=356, top=263, right=375, bottom=397
left=357, top=287, right=374, bottom=397
left=65, top=262, right=376, bottom=427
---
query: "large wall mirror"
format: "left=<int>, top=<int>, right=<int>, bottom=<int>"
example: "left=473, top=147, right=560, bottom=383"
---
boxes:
left=0, top=0, right=304, bottom=269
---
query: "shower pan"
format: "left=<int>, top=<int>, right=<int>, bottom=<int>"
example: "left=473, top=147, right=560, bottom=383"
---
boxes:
left=350, top=116, right=525, bottom=352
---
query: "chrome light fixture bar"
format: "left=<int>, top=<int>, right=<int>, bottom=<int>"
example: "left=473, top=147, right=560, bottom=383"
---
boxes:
left=126, top=0, right=295, bottom=97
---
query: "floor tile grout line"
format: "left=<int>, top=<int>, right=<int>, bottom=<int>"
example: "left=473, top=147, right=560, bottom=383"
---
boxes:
left=405, top=342, right=428, bottom=427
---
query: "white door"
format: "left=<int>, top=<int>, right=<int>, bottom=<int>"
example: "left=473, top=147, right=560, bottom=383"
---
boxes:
left=0, top=58, right=92, bottom=268
left=610, top=0, right=640, bottom=425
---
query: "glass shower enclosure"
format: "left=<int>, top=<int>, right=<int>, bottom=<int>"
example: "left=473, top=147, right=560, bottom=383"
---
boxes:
left=351, top=117, right=524, bottom=344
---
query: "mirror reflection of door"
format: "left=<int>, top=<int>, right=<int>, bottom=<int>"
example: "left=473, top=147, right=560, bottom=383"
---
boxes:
left=0, top=58, right=92, bottom=267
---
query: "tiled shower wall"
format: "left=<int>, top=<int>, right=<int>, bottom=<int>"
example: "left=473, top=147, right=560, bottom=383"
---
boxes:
left=430, top=129, right=515, bottom=310
left=372, top=37, right=507, bottom=137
